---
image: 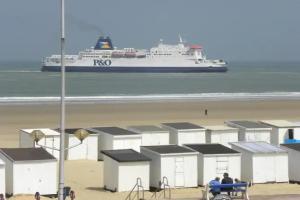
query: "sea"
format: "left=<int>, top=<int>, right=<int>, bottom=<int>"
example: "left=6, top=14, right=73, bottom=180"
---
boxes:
left=1, top=61, right=300, bottom=104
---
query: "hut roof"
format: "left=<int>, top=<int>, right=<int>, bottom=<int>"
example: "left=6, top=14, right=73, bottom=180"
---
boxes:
left=128, top=125, right=167, bottom=133
left=231, top=142, right=286, bottom=154
left=0, top=148, right=56, bottom=162
left=227, top=121, right=271, bottom=129
left=142, top=145, right=196, bottom=154
left=102, top=149, right=151, bottom=162
left=92, top=127, right=139, bottom=136
left=185, top=144, right=240, bottom=154
left=162, top=122, right=204, bottom=130
left=281, top=143, right=300, bottom=152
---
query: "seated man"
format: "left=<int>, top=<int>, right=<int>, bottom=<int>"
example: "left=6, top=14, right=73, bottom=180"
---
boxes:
left=209, top=177, right=221, bottom=196
left=221, top=173, right=233, bottom=195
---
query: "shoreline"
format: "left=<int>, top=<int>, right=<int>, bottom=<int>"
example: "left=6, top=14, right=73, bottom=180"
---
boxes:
left=1, top=92, right=300, bottom=105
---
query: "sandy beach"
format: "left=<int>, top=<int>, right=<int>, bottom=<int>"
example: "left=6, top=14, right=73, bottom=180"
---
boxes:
left=1, top=99, right=300, bottom=199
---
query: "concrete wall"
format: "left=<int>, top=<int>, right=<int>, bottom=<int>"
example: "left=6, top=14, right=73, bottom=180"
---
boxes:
left=19, top=131, right=34, bottom=148
left=67, top=135, right=98, bottom=160
left=207, top=130, right=239, bottom=147
left=198, top=154, right=241, bottom=185
left=118, top=162, right=150, bottom=192
left=160, top=155, right=198, bottom=188
left=252, top=154, right=288, bottom=183
left=19, top=131, right=60, bottom=159
left=99, top=133, right=113, bottom=160
left=0, top=154, right=13, bottom=195
left=177, top=130, right=206, bottom=146
left=281, top=147, right=300, bottom=182
left=103, top=155, right=119, bottom=192
left=99, top=134, right=142, bottom=160
left=0, top=163, right=5, bottom=195
left=113, top=137, right=142, bottom=152
left=141, top=132, right=169, bottom=146
left=13, top=161, right=57, bottom=195
left=230, top=145, right=253, bottom=182
left=140, top=149, right=161, bottom=188
left=244, top=130, right=270, bottom=143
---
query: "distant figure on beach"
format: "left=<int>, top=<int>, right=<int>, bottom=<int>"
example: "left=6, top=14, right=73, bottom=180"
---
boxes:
left=34, top=192, right=40, bottom=200
left=221, top=173, right=233, bottom=194
left=209, top=177, right=221, bottom=196
left=70, top=190, right=75, bottom=200
left=0, top=193, right=5, bottom=200
left=205, top=109, right=208, bottom=116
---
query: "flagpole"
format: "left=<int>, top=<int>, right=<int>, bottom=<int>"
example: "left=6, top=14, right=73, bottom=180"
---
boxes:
left=59, top=0, right=66, bottom=199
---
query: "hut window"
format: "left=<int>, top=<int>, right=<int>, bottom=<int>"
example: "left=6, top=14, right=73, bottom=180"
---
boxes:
left=288, top=129, right=294, bottom=139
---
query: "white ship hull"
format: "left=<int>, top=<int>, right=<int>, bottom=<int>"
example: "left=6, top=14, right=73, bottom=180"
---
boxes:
left=42, top=36, right=227, bottom=73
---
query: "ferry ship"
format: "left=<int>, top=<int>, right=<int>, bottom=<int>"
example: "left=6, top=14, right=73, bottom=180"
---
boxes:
left=42, top=36, right=227, bottom=73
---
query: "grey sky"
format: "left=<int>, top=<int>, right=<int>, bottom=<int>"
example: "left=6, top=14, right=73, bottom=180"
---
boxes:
left=0, top=0, right=299, bottom=62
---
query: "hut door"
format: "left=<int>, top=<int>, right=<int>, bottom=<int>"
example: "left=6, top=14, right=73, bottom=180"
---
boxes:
left=264, top=156, right=276, bottom=182
left=174, top=157, right=185, bottom=187
left=216, top=157, right=229, bottom=175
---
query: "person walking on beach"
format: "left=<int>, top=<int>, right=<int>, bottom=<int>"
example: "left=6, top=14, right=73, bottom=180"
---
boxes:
left=0, top=193, right=5, bottom=200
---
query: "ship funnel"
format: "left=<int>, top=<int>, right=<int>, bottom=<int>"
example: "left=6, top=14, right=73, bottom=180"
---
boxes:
left=94, top=36, right=114, bottom=50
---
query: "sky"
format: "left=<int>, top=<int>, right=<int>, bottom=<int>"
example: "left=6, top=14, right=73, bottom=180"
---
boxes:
left=0, top=0, right=299, bottom=62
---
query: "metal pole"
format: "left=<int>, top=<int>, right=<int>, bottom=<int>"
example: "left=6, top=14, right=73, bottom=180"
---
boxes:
left=59, top=0, right=65, bottom=199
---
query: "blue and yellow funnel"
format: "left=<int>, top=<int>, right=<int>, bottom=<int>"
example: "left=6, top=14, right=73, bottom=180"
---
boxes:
left=94, top=36, right=114, bottom=50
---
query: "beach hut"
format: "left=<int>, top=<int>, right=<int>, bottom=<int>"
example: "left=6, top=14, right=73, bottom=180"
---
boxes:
left=281, top=143, right=300, bottom=182
left=19, top=128, right=60, bottom=159
left=205, top=125, right=239, bottom=147
left=184, top=144, right=241, bottom=186
left=161, top=122, right=206, bottom=145
left=141, top=145, right=198, bottom=188
left=260, top=120, right=300, bottom=145
left=64, top=128, right=100, bottom=160
left=102, top=149, right=151, bottom=192
left=0, top=158, right=5, bottom=195
left=127, top=125, right=169, bottom=146
left=230, top=142, right=288, bottom=183
left=91, top=127, right=142, bottom=160
left=0, top=148, right=57, bottom=195
left=225, top=121, right=271, bottom=143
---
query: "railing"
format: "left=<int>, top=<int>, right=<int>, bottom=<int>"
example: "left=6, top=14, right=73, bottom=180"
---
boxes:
left=125, top=178, right=145, bottom=200
left=151, top=176, right=171, bottom=199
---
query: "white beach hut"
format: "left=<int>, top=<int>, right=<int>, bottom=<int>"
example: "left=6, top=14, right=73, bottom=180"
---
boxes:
left=64, top=128, right=100, bottom=160
left=184, top=144, right=241, bottom=186
left=226, top=121, right=271, bottom=143
left=260, top=120, right=300, bottom=145
left=205, top=125, right=239, bottom=147
left=0, top=158, right=5, bottom=195
left=161, top=122, right=206, bottom=145
left=19, top=128, right=60, bottom=159
left=281, top=143, right=300, bottom=183
left=141, top=145, right=198, bottom=188
left=102, top=149, right=151, bottom=192
left=0, top=148, right=57, bottom=196
left=230, top=142, right=288, bottom=183
left=127, top=125, right=169, bottom=146
left=91, top=127, right=142, bottom=160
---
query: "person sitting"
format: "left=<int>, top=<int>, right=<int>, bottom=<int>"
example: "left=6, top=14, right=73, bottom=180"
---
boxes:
left=221, top=173, right=233, bottom=195
left=209, top=177, right=221, bottom=196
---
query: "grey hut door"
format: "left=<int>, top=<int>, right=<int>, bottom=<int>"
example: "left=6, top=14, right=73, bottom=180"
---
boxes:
left=174, top=157, right=185, bottom=187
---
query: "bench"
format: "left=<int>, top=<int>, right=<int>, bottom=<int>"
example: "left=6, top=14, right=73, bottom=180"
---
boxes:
left=202, top=183, right=250, bottom=200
